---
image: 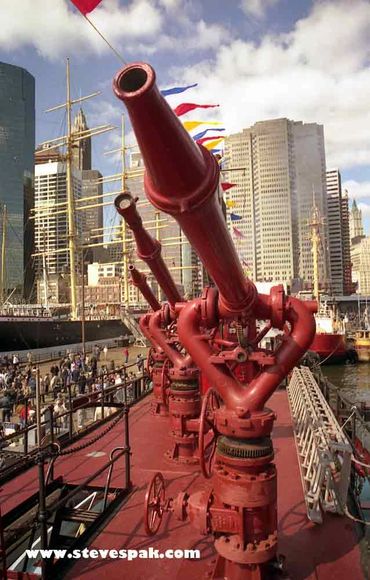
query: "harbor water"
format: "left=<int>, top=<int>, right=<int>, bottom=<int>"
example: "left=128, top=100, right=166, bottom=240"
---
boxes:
left=322, top=363, right=370, bottom=405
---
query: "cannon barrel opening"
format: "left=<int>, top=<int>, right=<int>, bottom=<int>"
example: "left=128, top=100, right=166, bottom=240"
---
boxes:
left=114, top=191, right=182, bottom=306
left=113, top=62, right=256, bottom=315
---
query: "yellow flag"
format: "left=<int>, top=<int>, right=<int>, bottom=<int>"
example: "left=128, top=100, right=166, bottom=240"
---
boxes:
left=226, top=200, right=236, bottom=208
left=203, top=138, right=224, bottom=150
left=183, top=120, right=223, bottom=131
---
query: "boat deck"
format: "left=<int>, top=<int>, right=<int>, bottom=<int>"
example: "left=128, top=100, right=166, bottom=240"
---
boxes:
left=1, top=390, right=364, bottom=579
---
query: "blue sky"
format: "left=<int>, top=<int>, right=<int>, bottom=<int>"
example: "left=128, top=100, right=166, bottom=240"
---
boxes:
left=0, top=0, right=370, bottom=233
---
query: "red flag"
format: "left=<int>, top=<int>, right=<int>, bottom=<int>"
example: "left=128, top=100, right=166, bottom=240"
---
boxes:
left=70, top=0, right=103, bottom=15
left=221, top=182, right=237, bottom=192
left=174, top=103, right=219, bottom=117
left=233, top=226, right=244, bottom=239
left=196, top=136, right=225, bottom=145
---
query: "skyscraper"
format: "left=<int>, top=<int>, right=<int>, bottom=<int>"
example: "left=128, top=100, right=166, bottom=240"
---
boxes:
left=71, top=109, right=103, bottom=247
left=325, top=171, right=352, bottom=296
left=0, top=62, right=35, bottom=299
left=71, top=109, right=91, bottom=171
left=349, top=199, right=364, bottom=241
left=34, top=160, right=82, bottom=302
left=224, top=118, right=328, bottom=290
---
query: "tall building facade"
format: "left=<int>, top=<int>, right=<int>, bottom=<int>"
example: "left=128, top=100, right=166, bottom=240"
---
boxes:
left=71, top=109, right=91, bottom=171
left=351, top=236, right=370, bottom=295
left=341, top=191, right=352, bottom=295
left=34, top=161, right=82, bottom=302
left=71, top=110, right=103, bottom=247
left=325, top=169, right=352, bottom=295
left=0, top=62, right=35, bottom=299
left=349, top=199, right=364, bottom=241
left=224, top=118, right=328, bottom=290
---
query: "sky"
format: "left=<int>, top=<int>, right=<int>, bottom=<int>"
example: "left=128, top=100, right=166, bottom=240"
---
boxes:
left=0, top=0, right=370, bottom=233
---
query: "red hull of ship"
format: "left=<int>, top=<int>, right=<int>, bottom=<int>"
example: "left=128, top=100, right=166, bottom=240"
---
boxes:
left=309, top=333, right=347, bottom=362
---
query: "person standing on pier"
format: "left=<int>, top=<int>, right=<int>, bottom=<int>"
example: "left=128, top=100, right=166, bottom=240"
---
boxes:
left=123, top=347, right=129, bottom=364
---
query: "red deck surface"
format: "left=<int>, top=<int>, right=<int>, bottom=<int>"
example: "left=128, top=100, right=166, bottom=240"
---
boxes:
left=1, top=390, right=364, bottom=580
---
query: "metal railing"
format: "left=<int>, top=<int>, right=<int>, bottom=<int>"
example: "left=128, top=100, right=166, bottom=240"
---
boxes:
left=287, top=366, right=352, bottom=524
left=0, top=362, right=151, bottom=483
left=1, top=401, right=132, bottom=579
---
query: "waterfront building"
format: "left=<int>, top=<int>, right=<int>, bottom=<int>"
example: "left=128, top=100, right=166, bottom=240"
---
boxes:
left=223, top=118, right=329, bottom=291
left=0, top=62, right=35, bottom=299
left=351, top=236, right=370, bottom=295
left=34, top=160, right=83, bottom=302
left=326, top=170, right=352, bottom=295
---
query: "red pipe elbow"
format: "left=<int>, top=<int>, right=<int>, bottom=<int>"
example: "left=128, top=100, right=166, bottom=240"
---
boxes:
left=148, top=309, right=193, bottom=370
left=177, top=294, right=316, bottom=414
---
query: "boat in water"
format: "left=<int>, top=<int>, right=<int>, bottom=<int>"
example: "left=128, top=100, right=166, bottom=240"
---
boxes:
left=354, top=329, right=370, bottom=362
left=310, top=306, right=348, bottom=363
left=0, top=312, right=128, bottom=352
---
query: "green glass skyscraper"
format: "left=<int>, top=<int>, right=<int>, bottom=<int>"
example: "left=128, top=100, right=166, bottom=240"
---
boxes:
left=0, top=62, right=35, bottom=300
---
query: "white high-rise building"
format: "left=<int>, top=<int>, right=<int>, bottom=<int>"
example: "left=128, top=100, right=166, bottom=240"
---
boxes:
left=223, top=118, right=329, bottom=290
left=326, top=169, right=345, bottom=295
left=34, top=161, right=82, bottom=300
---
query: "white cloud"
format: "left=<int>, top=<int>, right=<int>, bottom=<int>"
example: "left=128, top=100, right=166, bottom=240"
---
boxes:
left=343, top=180, right=370, bottom=201
left=174, top=0, right=370, bottom=171
left=240, top=0, right=279, bottom=19
left=0, top=0, right=162, bottom=60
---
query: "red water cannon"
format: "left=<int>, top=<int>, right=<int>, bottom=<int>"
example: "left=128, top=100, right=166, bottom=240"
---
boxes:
left=113, top=62, right=317, bottom=579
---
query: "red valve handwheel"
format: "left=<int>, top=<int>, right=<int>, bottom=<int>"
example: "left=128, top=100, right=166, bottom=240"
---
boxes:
left=144, top=472, right=166, bottom=535
left=198, top=388, right=222, bottom=479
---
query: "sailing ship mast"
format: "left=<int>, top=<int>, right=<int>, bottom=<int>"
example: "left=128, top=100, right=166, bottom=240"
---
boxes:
left=65, top=57, right=78, bottom=319
left=33, top=58, right=115, bottom=318
left=0, top=204, right=7, bottom=305
left=310, top=202, right=321, bottom=302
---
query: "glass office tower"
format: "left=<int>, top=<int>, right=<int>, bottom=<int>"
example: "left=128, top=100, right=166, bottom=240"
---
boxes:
left=0, top=62, right=35, bottom=300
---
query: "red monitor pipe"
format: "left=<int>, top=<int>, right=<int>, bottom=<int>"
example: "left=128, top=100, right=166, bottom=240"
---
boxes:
left=113, top=63, right=256, bottom=317
left=114, top=191, right=182, bottom=307
left=129, top=264, right=161, bottom=312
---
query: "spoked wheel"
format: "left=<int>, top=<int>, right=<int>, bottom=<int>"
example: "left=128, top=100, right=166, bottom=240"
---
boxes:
left=199, top=388, right=222, bottom=479
left=144, top=472, right=166, bottom=535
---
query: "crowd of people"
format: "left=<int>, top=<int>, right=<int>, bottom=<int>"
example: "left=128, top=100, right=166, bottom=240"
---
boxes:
left=0, top=347, right=146, bottom=435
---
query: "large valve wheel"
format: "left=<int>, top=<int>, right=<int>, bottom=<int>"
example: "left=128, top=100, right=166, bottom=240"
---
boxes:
left=144, top=472, right=166, bottom=535
left=199, top=388, right=222, bottom=479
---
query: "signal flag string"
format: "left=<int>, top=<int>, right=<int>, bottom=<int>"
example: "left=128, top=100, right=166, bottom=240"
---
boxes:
left=70, top=0, right=127, bottom=64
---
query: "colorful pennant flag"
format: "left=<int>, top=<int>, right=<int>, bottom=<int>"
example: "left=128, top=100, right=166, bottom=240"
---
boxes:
left=174, top=103, right=219, bottom=117
left=183, top=120, right=223, bottom=131
left=161, top=83, right=198, bottom=97
left=225, top=200, right=236, bottom=208
left=202, top=138, right=224, bottom=151
left=70, top=0, right=102, bottom=14
left=192, top=127, right=225, bottom=140
left=233, top=226, right=245, bottom=239
left=230, top=213, right=242, bottom=221
left=196, top=136, right=225, bottom=145
left=221, top=182, right=237, bottom=192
